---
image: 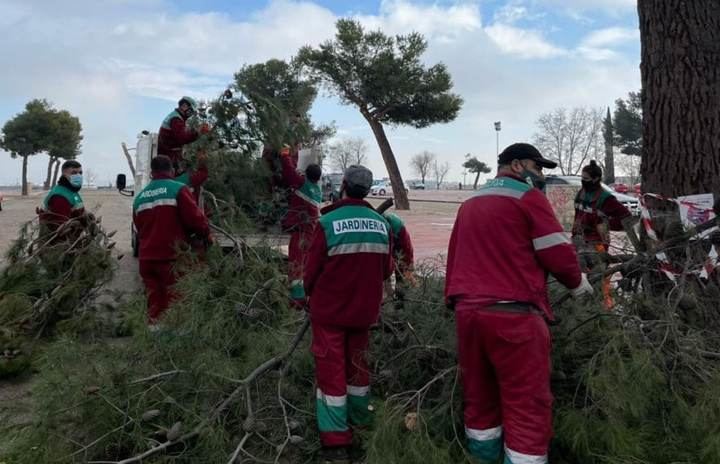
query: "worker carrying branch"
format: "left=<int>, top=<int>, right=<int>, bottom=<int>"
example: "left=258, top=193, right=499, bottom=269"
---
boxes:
left=37, top=160, right=87, bottom=234
left=133, top=155, right=210, bottom=326
left=157, top=96, right=211, bottom=174
left=278, top=146, right=322, bottom=307
left=572, top=160, right=632, bottom=309
left=445, top=143, right=593, bottom=464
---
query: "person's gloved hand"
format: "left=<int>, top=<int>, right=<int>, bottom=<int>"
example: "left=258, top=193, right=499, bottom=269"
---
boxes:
left=402, top=270, right=419, bottom=288
left=199, top=123, right=212, bottom=134
left=570, top=273, right=594, bottom=298
left=279, top=146, right=291, bottom=157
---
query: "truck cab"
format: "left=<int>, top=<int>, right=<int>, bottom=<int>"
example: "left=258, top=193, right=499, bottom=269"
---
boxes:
left=116, top=132, right=158, bottom=257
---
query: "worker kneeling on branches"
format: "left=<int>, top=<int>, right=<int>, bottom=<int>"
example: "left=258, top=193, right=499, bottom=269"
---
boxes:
left=304, top=165, right=393, bottom=463
left=445, top=143, right=593, bottom=464
left=279, top=146, right=323, bottom=308
left=133, top=155, right=210, bottom=326
left=572, top=160, right=632, bottom=310
left=38, top=160, right=87, bottom=235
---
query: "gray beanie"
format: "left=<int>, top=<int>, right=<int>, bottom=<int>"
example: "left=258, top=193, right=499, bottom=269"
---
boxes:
left=344, top=165, right=373, bottom=191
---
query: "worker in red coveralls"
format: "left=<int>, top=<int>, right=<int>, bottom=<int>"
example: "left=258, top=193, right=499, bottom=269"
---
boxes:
left=175, top=150, right=209, bottom=205
left=157, top=96, right=211, bottom=173
left=133, top=155, right=210, bottom=327
left=383, top=212, right=415, bottom=308
left=279, top=146, right=322, bottom=307
left=572, top=160, right=631, bottom=309
left=304, top=165, right=393, bottom=463
left=38, top=160, right=86, bottom=234
left=445, top=143, right=594, bottom=464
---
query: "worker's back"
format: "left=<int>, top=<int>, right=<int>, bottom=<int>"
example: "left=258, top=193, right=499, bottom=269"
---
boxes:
left=445, top=175, right=581, bottom=319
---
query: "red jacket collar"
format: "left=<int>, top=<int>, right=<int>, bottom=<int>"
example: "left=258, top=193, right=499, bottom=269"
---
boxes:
left=321, top=197, right=375, bottom=215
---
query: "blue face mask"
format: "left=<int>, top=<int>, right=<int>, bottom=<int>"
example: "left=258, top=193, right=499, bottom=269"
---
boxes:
left=70, top=174, right=83, bottom=188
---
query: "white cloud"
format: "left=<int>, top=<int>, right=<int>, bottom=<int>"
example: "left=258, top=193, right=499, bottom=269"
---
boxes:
left=357, top=0, right=482, bottom=41
left=485, top=23, right=566, bottom=59
left=0, top=0, right=641, bottom=186
left=581, top=27, right=638, bottom=48
left=538, top=0, right=637, bottom=13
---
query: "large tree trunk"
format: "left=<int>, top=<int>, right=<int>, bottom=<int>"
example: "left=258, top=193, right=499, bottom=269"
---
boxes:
left=473, top=172, right=480, bottom=190
left=51, top=158, right=61, bottom=186
left=21, top=155, right=29, bottom=196
left=639, top=1, right=720, bottom=197
left=43, top=156, right=56, bottom=190
left=366, top=117, right=410, bottom=209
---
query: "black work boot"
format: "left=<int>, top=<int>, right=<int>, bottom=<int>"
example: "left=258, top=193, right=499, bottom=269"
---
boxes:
left=319, top=446, right=350, bottom=464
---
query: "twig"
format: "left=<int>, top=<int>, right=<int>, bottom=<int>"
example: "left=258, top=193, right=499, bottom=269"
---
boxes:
left=99, top=317, right=311, bottom=464
left=130, top=370, right=186, bottom=385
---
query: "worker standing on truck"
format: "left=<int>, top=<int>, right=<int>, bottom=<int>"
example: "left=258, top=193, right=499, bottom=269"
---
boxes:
left=279, top=146, right=323, bottom=308
left=445, top=143, right=593, bottom=464
left=572, top=160, right=632, bottom=310
left=133, top=155, right=210, bottom=326
left=38, top=160, right=86, bottom=234
left=157, top=96, right=211, bottom=172
left=304, top=165, right=394, bottom=463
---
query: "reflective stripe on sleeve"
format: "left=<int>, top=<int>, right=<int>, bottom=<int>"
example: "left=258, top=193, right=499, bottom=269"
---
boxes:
left=532, top=232, right=570, bottom=251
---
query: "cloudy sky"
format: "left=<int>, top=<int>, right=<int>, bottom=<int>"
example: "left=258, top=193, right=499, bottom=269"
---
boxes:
left=0, top=0, right=640, bottom=187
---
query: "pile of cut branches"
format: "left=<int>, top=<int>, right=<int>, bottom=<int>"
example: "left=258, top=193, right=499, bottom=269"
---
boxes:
left=0, top=215, right=119, bottom=378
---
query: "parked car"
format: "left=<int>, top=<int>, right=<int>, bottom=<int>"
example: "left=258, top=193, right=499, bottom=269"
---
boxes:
left=612, top=183, right=629, bottom=194
left=409, top=181, right=425, bottom=190
left=370, top=182, right=392, bottom=196
left=544, top=175, right=640, bottom=216
left=634, top=183, right=642, bottom=195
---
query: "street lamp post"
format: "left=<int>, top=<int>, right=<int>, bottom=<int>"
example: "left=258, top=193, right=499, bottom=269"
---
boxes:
left=494, top=121, right=502, bottom=156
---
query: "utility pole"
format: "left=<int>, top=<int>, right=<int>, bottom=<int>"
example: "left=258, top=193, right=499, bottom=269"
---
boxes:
left=494, top=121, right=502, bottom=156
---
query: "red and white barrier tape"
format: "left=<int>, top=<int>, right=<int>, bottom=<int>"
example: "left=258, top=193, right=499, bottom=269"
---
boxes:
left=638, top=193, right=717, bottom=281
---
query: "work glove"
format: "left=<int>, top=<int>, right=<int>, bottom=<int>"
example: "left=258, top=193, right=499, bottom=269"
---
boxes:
left=570, top=273, right=594, bottom=298
left=402, top=270, right=418, bottom=288
left=279, top=146, right=291, bottom=157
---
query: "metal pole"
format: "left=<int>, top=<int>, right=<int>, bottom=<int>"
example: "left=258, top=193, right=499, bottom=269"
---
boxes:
left=494, top=121, right=502, bottom=156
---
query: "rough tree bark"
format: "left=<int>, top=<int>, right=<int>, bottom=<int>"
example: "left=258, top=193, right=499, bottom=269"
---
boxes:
left=639, top=0, right=720, bottom=197
left=43, top=156, right=56, bottom=190
left=366, top=117, right=410, bottom=209
left=21, top=155, right=29, bottom=196
left=51, top=159, right=61, bottom=187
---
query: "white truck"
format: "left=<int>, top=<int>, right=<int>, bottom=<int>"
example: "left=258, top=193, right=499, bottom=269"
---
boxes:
left=115, top=132, right=158, bottom=257
left=115, top=132, right=291, bottom=258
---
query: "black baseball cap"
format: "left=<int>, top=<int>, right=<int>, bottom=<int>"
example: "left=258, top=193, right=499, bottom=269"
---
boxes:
left=497, top=143, right=558, bottom=169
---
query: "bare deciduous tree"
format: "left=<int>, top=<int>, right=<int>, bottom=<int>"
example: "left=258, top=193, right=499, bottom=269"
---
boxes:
left=410, top=151, right=435, bottom=184
left=327, top=137, right=368, bottom=172
left=532, top=107, right=604, bottom=176
left=432, top=160, right=450, bottom=189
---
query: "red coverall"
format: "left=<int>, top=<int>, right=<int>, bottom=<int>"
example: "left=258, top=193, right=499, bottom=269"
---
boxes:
left=572, top=188, right=631, bottom=309
left=133, top=173, right=210, bottom=323
left=445, top=174, right=582, bottom=464
left=157, top=109, right=199, bottom=170
left=175, top=161, right=209, bottom=204
left=304, top=198, right=394, bottom=448
left=279, top=152, right=321, bottom=305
